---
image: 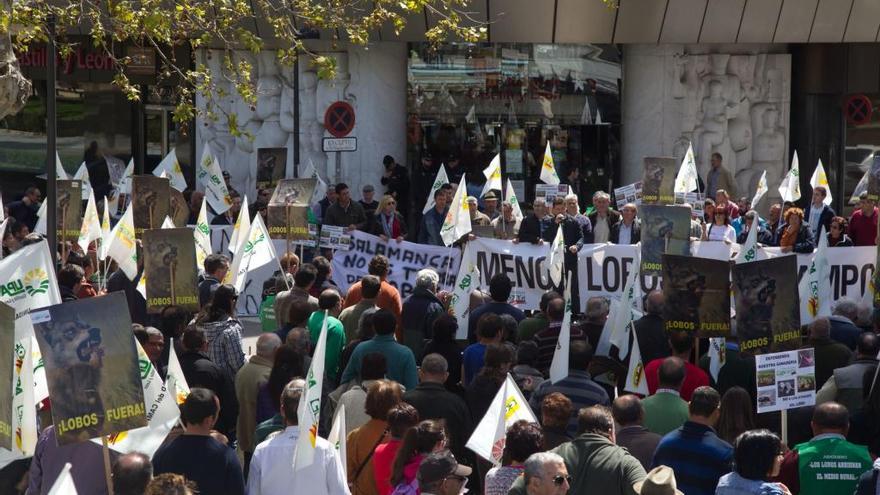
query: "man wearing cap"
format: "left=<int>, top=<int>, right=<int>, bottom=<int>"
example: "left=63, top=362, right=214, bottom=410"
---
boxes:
left=483, top=191, right=501, bottom=220
left=417, top=451, right=472, bottom=495
left=359, top=184, right=379, bottom=217
left=467, top=196, right=491, bottom=226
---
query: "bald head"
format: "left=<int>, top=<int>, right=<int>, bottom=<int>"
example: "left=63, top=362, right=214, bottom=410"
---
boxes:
left=645, top=290, right=665, bottom=315
left=255, top=333, right=281, bottom=358
left=112, top=452, right=153, bottom=495
left=611, top=395, right=643, bottom=427
left=811, top=402, right=849, bottom=436
left=286, top=327, right=310, bottom=354
left=809, top=317, right=831, bottom=339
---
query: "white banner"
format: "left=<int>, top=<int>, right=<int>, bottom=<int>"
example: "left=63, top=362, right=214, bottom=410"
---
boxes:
left=331, top=231, right=461, bottom=298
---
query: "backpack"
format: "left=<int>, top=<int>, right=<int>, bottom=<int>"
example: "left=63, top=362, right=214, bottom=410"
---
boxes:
left=390, top=477, right=419, bottom=495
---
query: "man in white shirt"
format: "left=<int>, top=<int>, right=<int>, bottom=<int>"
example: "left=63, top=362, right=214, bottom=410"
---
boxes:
left=805, top=185, right=835, bottom=244
left=247, top=379, right=350, bottom=495
left=587, top=191, right=620, bottom=244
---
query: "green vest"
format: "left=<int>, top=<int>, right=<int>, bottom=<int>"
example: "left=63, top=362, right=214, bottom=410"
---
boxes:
left=260, top=294, right=277, bottom=332
left=796, top=435, right=872, bottom=495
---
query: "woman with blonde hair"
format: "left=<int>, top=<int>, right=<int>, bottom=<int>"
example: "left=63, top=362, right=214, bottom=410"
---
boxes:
left=370, top=195, right=407, bottom=242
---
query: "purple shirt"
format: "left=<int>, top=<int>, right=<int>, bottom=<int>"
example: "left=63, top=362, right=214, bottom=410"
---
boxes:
left=28, top=426, right=117, bottom=495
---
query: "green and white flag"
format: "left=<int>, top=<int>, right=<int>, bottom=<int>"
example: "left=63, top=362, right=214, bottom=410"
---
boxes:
left=327, top=403, right=347, bottom=480
left=735, top=218, right=760, bottom=264
left=77, top=189, right=102, bottom=253
left=549, top=274, right=572, bottom=384
left=198, top=143, right=232, bottom=214
left=106, top=205, right=138, bottom=280
left=708, top=338, right=726, bottom=382
left=227, top=214, right=277, bottom=292
left=798, top=226, right=832, bottom=324
left=228, top=195, right=250, bottom=256
left=153, top=149, right=187, bottom=192
left=99, top=197, right=112, bottom=261
left=166, top=338, right=190, bottom=405
left=751, top=170, right=769, bottom=209
left=851, top=168, right=869, bottom=205
left=481, top=153, right=503, bottom=198
left=33, top=201, right=46, bottom=236
left=423, top=165, right=449, bottom=214
left=73, top=161, right=91, bottom=200
left=118, top=158, right=134, bottom=195
left=294, top=310, right=328, bottom=471
left=623, top=331, right=649, bottom=395
left=543, top=225, right=565, bottom=286
left=441, top=176, right=471, bottom=247
left=540, top=142, right=560, bottom=185
left=778, top=151, right=801, bottom=202
left=608, top=251, right=640, bottom=360
left=674, top=142, right=698, bottom=194
left=505, top=178, right=524, bottom=222
left=194, top=199, right=212, bottom=271
left=450, top=247, right=479, bottom=340
left=466, top=374, right=537, bottom=465
left=810, top=159, right=832, bottom=205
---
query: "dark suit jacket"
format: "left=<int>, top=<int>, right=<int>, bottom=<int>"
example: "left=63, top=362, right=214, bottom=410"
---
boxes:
left=517, top=215, right=553, bottom=244
left=615, top=425, right=661, bottom=471
left=403, top=382, right=473, bottom=460
left=804, top=203, right=835, bottom=242
left=541, top=215, right=587, bottom=248
left=588, top=209, right=621, bottom=228
left=633, top=313, right=671, bottom=365
left=609, top=220, right=641, bottom=244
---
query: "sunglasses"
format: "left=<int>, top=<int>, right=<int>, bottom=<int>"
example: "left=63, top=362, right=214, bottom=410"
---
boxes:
left=552, top=475, right=572, bottom=486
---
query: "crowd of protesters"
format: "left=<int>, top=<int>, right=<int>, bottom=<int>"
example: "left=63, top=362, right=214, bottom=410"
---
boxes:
left=3, top=151, right=880, bottom=495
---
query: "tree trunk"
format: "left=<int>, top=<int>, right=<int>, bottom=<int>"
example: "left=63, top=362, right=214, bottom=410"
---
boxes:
left=0, top=0, right=31, bottom=119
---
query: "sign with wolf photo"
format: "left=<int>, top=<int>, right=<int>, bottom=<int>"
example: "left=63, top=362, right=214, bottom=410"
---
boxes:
left=867, top=155, right=880, bottom=202
left=614, top=181, right=642, bottom=210
left=733, top=255, right=801, bottom=356
left=662, top=254, right=731, bottom=338
left=31, top=292, right=147, bottom=445
left=640, top=205, right=692, bottom=276
left=131, top=175, right=170, bottom=238
left=56, top=180, right=83, bottom=241
left=319, top=225, right=351, bottom=250
left=0, top=301, right=13, bottom=450
left=256, top=148, right=287, bottom=190
left=267, top=178, right=317, bottom=240
left=641, top=157, right=677, bottom=205
left=535, top=184, right=570, bottom=203
left=755, top=348, right=816, bottom=413
left=168, top=188, right=190, bottom=228
left=142, top=228, right=199, bottom=313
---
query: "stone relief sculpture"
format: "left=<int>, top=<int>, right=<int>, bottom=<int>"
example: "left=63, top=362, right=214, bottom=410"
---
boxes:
left=671, top=51, right=790, bottom=199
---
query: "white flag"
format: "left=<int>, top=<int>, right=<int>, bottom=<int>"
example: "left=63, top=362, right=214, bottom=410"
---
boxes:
left=596, top=300, right=619, bottom=358
left=608, top=253, right=640, bottom=360
left=851, top=168, right=869, bottom=205
left=799, top=227, right=832, bottom=324
left=0, top=241, right=62, bottom=314
left=327, top=403, right=347, bottom=480
left=10, top=336, right=37, bottom=457
left=540, top=142, right=560, bottom=185
left=674, top=142, right=698, bottom=194
left=299, top=160, right=328, bottom=209
left=423, top=165, right=450, bottom=214
left=153, top=149, right=187, bottom=192
left=118, top=158, right=134, bottom=195
left=481, top=153, right=503, bottom=198
left=549, top=274, right=573, bottom=384
left=106, top=205, right=138, bottom=280
left=734, top=218, right=760, bottom=265
left=441, top=176, right=472, bottom=247
left=505, top=178, right=524, bottom=222
left=34, top=201, right=46, bottom=236
left=450, top=246, right=480, bottom=340
left=227, top=214, right=277, bottom=292
left=623, top=333, right=649, bottom=395
left=751, top=170, right=769, bottom=209
left=194, top=199, right=212, bottom=271
left=167, top=338, right=190, bottom=405
left=95, top=340, right=180, bottom=458
left=99, top=198, right=112, bottom=261
left=543, top=225, right=565, bottom=286
left=466, top=374, right=537, bottom=465
left=55, top=152, right=68, bottom=180
left=77, top=189, right=102, bottom=253
left=778, top=152, right=801, bottom=202
left=73, top=161, right=91, bottom=200
left=198, top=143, right=233, bottom=214
left=294, top=310, right=328, bottom=471
left=810, top=159, right=832, bottom=205
left=228, top=196, right=251, bottom=256
left=47, top=463, right=77, bottom=495
left=708, top=338, right=726, bottom=382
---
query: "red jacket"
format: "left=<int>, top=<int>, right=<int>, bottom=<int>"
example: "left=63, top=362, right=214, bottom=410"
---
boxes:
left=645, top=357, right=710, bottom=401
left=849, top=207, right=878, bottom=246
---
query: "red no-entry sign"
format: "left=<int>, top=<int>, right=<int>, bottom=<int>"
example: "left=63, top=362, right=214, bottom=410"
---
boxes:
left=324, top=101, right=356, bottom=138
left=846, top=94, right=872, bottom=126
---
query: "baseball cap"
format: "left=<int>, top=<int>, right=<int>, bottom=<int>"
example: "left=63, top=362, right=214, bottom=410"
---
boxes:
left=417, top=451, right=472, bottom=485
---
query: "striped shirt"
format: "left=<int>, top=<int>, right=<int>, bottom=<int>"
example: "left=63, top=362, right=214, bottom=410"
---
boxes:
left=528, top=370, right=610, bottom=437
left=651, top=421, right=733, bottom=495
left=532, top=322, right=586, bottom=373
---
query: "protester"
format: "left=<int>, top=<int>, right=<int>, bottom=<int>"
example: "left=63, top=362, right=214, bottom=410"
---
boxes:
left=274, top=263, right=319, bottom=329
left=255, top=344, right=305, bottom=423
left=817, top=332, right=879, bottom=413
left=58, top=263, right=85, bottom=301
left=484, top=420, right=544, bottom=495
left=610, top=203, right=640, bottom=244
left=611, top=395, right=661, bottom=471
left=153, top=388, right=245, bottom=495
left=144, top=473, right=196, bottom=495
left=777, top=207, right=815, bottom=253
left=193, top=283, right=245, bottom=380
left=644, top=329, right=710, bottom=400
left=310, top=256, right=343, bottom=298
left=421, top=316, right=463, bottom=392
left=65, top=251, right=98, bottom=298
left=703, top=206, right=736, bottom=243
left=178, top=327, right=239, bottom=438
left=587, top=191, right=620, bottom=244
left=134, top=325, right=166, bottom=377
left=307, top=289, right=347, bottom=382
left=462, top=314, right=504, bottom=386
left=7, top=185, right=41, bottom=230
left=776, top=402, right=872, bottom=495
left=339, top=275, right=381, bottom=342
left=416, top=451, right=472, bottom=495
left=467, top=273, right=525, bottom=342
left=198, top=254, right=230, bottom=308
left=345, top=255, right=404, bottom=340
left=716, top=429, right=789, bottom=495
left=359, top=184, right=379, bottom=216
left=807, top=317, right=854, bottom=388
left=828, top=297, right=864, bottom=350
left=698, top=332, right=756, bottom=402
left=532, top=298, right=587, bottom=373
left=336, top=353, right=388, bottom=433
left=373, top=403, right=420, bottom=495
left=539, top=393, right=573, bottom=449
left=706, top=153, right=737, bottom=199
left=642, top=357, right=690, bottom=436
left=491, top=200, right=520, bottom=239
left=112, top=452, right=153, bottom=495
left=417, top=189, right=448, bottom=246
left=850, top=192, right=879, bottom=246
left=370, top=194, right=407, bottom=241
left=27, top=425, right=116, bottom=494
left=715, top=386, right=756, bottom=445
left=324, top=183, right=368, bottom=232
left=715, top=189, right=741, bottom=220
left=517, top=198, right=553, bottom=244
left=387, top=420, right=447, bottom=493
left=347, top=379, right=403, bottom=495
left=633, top=291, right=671, bottom=365
left=511, top=341, right=546, bottom=398
left=806, top=186, right=835, bottom=242
left=736, top=210, right=774, bottom=245
left=235, top=333, right=280, bottom=471
left=467, top=343, right=514, bottom=425
left=401, top=268, right=445, bottom=362
left=341, top=309, right=418, bottom=390
left=380, top=155, right=410, bottom=219
left=315, top=184, right=338, bottom=224
left=402, top=354, right=473, bottom=461
left=517, top=291, right=561, bottom=342
left=467, top=196, right=491, bottom=225
left=529, top=341, right=610, bottom=437
left=277, top=300, right=314, bottom=344
left=651, top=386, right=732, bottom=495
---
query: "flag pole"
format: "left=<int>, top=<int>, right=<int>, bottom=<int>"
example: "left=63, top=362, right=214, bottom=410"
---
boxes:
left=101, top=436, right=115, bottom=494
left=781, top=409, right=788, bottom=446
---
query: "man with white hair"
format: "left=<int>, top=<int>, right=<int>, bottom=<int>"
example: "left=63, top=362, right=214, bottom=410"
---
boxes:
left=401, top=269, right=445, bottom=361
left=235, top=333, right=281, bottom=473
left=564, top=193, right=593, bottom=241
left=587, top=191, right=620, bottom=244
left=523, top=452, right=570, bottom=495
left=492, top=200, right=520, bottom=239
left=610, top=203, right=640, bottom=245
left=517, top=198, right=554, bottom=244
left=829, top=297, right=864, bottom=350
left=466, top=196, right=491, bottom=226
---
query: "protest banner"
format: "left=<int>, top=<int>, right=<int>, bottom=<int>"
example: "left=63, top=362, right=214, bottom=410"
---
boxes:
left=267, top=178, right=317, bottom=242
left=640, top=205, right=692, bottom=276
left=755, top=348, right=816, bottom=414
left=0, top=302, right=13, bottom=450
left=319, top=225, right=352, bottom=250
left=143, top=228, right=199, bottom=313
left=256, top=147, right=288, bottom=190
left=673, top=191, right=703, bottom=218
left=733, top=256, right=801, bottom=355
left=169, top=188, right=190, bottom=228
left=868, top=155, right=880, bottom=203
left=662, top=254, right=730, bottom=337
left=56, top=180, right=83, bottom=241
left=131, top=175, right=170, bottom=238
left=32, top=292, right=147, bottom=444
left=614, top=181, right=642, bottom=209
left=641, top=157, right=677, bottom=205
left=535, top=184, right=569, bottom=203
left=332, top=231, right=460, bottom=299
left=465, top=236, right=556, bottom=309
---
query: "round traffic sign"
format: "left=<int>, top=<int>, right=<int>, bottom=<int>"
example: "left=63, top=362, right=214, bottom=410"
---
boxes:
left=324, top=101, right=356, bottom=138
left=845, top=94, right=872, bottom=126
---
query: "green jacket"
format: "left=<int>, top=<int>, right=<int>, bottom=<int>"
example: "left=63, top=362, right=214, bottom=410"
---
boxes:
left=508, top=433, right=646, bottom=495
left=642, top=391, right=689, bottom=436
